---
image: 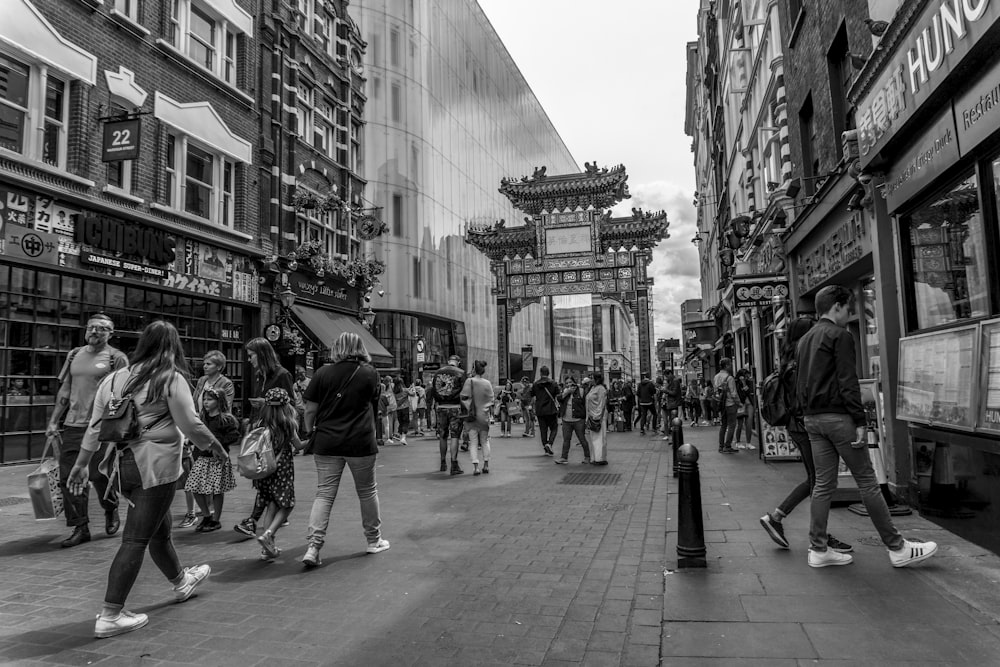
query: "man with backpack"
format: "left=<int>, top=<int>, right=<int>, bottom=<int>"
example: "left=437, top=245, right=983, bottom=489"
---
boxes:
left=428, top=355, right=466, bottom=473
left=45, top=314, right=129, bottom=547
left=713, top=358, right=739, bottom=453
left=531, top=367, right=560, bottom=456
left=635, top=374, right=658, bottom=435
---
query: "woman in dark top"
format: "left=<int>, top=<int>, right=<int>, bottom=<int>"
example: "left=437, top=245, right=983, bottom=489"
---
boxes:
left=245, top=338, right=294, bottom=423
left=300, top=332, right=389, bottom=567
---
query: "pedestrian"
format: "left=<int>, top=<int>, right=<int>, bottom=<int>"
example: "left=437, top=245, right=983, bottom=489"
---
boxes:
left=519, top=376, right=535, bottom=437
left=554, top=376, right=591, bottom=465
left=234, top=338, right=295, bottom=538
left=713, top=359, right=739, bottom=453
left=252, top=387, right=305, bottom=561
left=686, top=380, right=702, bottom=426
left=393, top=377, right=410, bottom=445
left=46, top=313, right=129, bottom=548
left=635, top=374, right=657, bottom=435
left=293, top=365, right=310, bottom=440
left=760, top=316, right=852, bottom=554
left=428, top=355, right=467, bottom=473
left=301, top=332, right=389, bottom=567
left=797, top=285, right=937, bottom=568
left=461, top=360, right=495, bottom=475
left=497, top=379, right=514, bottom=437
left=410, top=378, right=426, bottom=436
left=66, top=320, right=228, bottom=638
left=376, top=377, right=391, bottom=445
left=660, top=370, right=683, bottom=437
left=587, top=372, right=609, bottom=465
left=734, top=368, right=755, bottom=449
left=531, top=366, right=560, bottom=456
left=184, top=387, right=240, bottom=532
left=622, top=380, right=635, bottom=431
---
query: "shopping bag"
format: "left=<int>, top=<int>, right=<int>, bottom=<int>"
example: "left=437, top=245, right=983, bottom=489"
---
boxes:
left=27, top=436, right=63, bottom=520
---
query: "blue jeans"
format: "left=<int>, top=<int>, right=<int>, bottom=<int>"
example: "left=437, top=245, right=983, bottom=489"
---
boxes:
left=105, top=450, right=181, bottom=606
left=307, top=454, right=382, bottom=547
left=805, top=414, right=903, bottom=551
left=59, top=428, right=117, bottom=527
left=560, top=420, right=590, bottom=460
left=718, top=404, right=738, bottom=449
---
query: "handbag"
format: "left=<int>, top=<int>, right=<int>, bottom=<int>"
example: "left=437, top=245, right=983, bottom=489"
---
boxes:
left=464, top=382, right=478, bottom=422
left=587, top=416, right=603, bottom=432
left=27, top=435, right=63, bottom=520
left=98, top=372, right=141, bottom=443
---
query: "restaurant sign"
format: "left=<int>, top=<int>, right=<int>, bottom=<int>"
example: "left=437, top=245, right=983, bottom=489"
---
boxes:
left=793, top=207, right=871, bottom=294
left=732, top=275, right=789, bottom=310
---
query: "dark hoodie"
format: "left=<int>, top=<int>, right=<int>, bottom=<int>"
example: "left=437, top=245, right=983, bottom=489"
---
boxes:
left=532, top=376, right=561, bottom=416
left=637, top=378, right=657, bottom=405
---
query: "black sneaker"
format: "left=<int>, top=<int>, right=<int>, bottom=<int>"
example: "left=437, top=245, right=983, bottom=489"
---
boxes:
left=760, top=514, right=789, bottom=549
left=827, top=535, right=854, bottom=553
left=234, top=518, right=256, bottom=537
left=543, top=445, right=554, bottom=457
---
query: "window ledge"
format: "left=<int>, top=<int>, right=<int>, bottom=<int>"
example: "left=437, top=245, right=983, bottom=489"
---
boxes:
left=149, top=203, right=253, bottom=240
left=787, top=9, right=806, bottom=49
left=109, top=9, right=150, bottom=37
left=154, top=39, right=254, bottom=107
left=101, top=185, right=144, bottom=203
left=0, top=148, right=96, bottom=187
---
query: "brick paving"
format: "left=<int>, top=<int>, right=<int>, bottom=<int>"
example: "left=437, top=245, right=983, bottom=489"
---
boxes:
left=0, top=424, right=997, bottom=665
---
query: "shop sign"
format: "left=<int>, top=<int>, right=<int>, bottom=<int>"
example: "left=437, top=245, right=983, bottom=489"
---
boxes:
left=101, top=117, right=141, bottom=162
left=732, top=275, right=789, bottom=309
left=521, top=346, right=534, bottom=371
left=77, top=214, right=176, bottom=264
left=954, top=54, right=1000, bottom=155
left=792, top=207, right=871, bottom=293
left=856, top=0, right=1000, bottom=167
left=82, top=251, right=167, bottom=278
left=0, top=186, right=30, bottom=226
left=884, top=109, right=960, bottom=212
left=288, top=270, right=360, bottom=310
left=34, top=196, right=77, bottom=236
left=2, top=226, right=59, bottom=265
left=174, top=240, right=259, bottom=304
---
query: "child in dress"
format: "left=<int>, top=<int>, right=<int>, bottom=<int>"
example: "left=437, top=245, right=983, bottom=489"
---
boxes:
left=185, top=387, right=240, bottom=532
left=254, top=387, right=303, bottom=560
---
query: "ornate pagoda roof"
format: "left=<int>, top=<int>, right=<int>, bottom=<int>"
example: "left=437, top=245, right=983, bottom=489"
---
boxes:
left=465, top=217, right=539, bottom=262
left=499, top=163, right=631, bottom=214
left=600, top=209, right=670, bottom=250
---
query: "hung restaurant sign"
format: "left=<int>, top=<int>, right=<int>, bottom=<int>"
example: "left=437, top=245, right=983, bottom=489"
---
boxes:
left=856, top=0, right=1000, bottom=168
left=288, top=270, right=360, bottom=310
left=793, top=208, right=871, bottom=294
left=76, top=214, right=176, bottom=264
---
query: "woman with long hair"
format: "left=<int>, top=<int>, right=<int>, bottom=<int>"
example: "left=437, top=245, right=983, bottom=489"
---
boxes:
left=301, top=332, right=389, bottom=567
left=587, top=372, right=609, bottom=465
left=67, top=321, right=229, bottom=638
left=497, top=380, right=515, bottom=438
left=460, top=360, right=494, bottom=476
left=759, top=316, right=852, bottom=554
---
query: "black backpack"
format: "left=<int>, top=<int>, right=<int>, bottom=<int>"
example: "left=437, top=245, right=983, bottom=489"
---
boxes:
left=760, top=363, right=793, bottom=427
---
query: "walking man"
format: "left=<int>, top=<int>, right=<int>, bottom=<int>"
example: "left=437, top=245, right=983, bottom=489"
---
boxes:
left=428, top=355, right=467, bottom=474
left=519, top=376, right=535, bottom=437
left=635, top=374, right=657, bottom=435
left=798, top=285, right=937, bottom=568
left=713, top=359, right=739, bottom=453
left=554, top=376, right=590, bottom=465
left=531, top=367, right=560, bottom=456
left=46, top=313, right=128, bottom=547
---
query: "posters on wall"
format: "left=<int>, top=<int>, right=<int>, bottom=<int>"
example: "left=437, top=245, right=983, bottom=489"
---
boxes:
left=760, top=424, right=800, bottom=460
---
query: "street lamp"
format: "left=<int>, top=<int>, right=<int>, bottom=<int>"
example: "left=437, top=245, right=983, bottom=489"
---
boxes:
left=278, top=286, right=296, bottom=311
left=361, top=306, right=376, bottom=331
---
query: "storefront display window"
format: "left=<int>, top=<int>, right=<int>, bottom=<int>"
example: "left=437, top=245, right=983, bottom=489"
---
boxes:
left=862, top=278, right=880, bottom=380
left=903, top=172, right=990, bottom=330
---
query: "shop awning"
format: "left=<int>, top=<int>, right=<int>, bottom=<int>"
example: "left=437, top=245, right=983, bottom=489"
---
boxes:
left=291, top=305, right=394, bottom=365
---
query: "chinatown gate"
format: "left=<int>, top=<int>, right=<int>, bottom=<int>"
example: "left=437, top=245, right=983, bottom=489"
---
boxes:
left=465, top=164, right=669, bottom=381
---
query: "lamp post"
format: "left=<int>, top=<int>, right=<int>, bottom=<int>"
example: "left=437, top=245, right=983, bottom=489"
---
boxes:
left=361, top=306, right=376, bottom=331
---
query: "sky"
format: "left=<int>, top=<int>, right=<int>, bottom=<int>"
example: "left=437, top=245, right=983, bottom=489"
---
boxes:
left=477, top=0, right=704, bottom=342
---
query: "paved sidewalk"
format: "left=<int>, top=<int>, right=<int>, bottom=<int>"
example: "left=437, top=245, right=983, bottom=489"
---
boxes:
left=0, top=424, right=996, bottom=665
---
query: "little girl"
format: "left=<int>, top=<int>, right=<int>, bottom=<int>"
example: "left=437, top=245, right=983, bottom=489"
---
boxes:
left=253, top=387, right=303, bottom=560
left=185, top=387, right=240, bottom=531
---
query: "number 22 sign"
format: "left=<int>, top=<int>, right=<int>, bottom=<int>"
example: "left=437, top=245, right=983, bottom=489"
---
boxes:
left=101, top=117, right=141, bottom=162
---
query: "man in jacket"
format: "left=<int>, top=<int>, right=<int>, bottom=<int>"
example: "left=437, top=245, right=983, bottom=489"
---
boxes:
left=622, top=380, right=635, bottom=431
left=797, top=285, right=936, bottom=569
left=428, top=355, right=467, bottom=473
left=635, top=375, right=658, bottom=435
left=519, top=376, right=535, bottom=437
left=660, top=370, right=683, bottom=435
left=713, top=359, right=739, bottom=453
left=531, top=367, right=560, bottom=456
left=554, top=376, right=591, bottom=464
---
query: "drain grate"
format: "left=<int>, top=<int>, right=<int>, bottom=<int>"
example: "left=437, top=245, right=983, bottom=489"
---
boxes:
left=0, top=497, right=31, bottom=507
left=559, top=473, right=622, bottom=486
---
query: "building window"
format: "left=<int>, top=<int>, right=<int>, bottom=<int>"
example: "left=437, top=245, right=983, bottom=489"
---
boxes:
left=392, top=193, right=403, bottom=236
left=391, top=82, right=401, bottom=123
left=827, top=25, right=854, bottom=159
left=114, top=0, right=139, bottom=20
left=799, top=95, right=819, bottom=194
left=164, top=131, right=236, bottom=227
left=0, top=54, right=68, bottom=168
left=412, top=257, right=421, bottom=297
left=169, top=0, right=242, bottom=87
left=296, top=82, right=314, bottom=142
left=903, top=171, right=990, bottom=330
left=390, top=28, right=400, bottom=67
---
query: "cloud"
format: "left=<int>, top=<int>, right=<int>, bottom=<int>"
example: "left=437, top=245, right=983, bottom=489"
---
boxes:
left=612, top=181, right=702, bottom=341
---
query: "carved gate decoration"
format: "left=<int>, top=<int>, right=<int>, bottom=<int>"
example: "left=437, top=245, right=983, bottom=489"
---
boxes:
left=465, top=164, right=669, bottom=380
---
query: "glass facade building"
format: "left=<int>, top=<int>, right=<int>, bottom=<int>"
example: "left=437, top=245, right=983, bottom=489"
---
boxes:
left=354, top=0, right=592, bottom=382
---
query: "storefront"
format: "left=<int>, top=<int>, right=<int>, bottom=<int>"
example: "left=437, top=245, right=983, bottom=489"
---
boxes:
left=852, top=0, right=1000, bottom=553
left=0, top=184, right=261, bottom=463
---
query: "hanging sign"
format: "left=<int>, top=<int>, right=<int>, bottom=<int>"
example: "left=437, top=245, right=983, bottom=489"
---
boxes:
left=102, top=117, right=141, bottom=162
left=733, top=275, right=789, bottom=309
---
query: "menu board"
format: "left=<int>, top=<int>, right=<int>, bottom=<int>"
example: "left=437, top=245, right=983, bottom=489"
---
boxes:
left=978, top=319, right=1000, bottom=434
left=897, top=326, right=977, bottom=430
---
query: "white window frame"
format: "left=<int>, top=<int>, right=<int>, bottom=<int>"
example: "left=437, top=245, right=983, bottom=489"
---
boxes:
left=169, top=0, right=241, bottom=87
left=0, top=52, right=69, bottom=170
left=296, top=81, right=314, bottom=142
left=164, top=130, right=236, bottom=228
left=113, top=0, right=139, bottom=21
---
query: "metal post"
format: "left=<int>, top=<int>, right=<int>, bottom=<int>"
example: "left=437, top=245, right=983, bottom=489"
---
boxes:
left=548, top=294, right=556, bottom=377
left=676, top=444, right=707, bottom=568
left=671, top=416, right=684, bottom=478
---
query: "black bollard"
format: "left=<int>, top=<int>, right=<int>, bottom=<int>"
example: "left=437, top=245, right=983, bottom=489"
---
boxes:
left=671, top=417, right=684, bottom=478
left=676, top=443, right=707, bottom=568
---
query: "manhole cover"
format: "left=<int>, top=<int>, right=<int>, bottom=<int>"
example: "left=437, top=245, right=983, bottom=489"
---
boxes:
left=559, top=473, right=622, bottom=486
left=0, top=497, right=31, bottom=507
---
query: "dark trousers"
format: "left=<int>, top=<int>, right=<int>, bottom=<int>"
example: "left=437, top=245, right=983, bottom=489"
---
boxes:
left=105, top=451, right=181, bottom=606
left=560, top=420, right=591, bottom=460
left=537, top=414, right=558, bottom=446
left=59, top=428, right=117, bottom=527
left=718, top=404, right=739, bottom=449
left=637, top=403, right=657, bottom=432
left=776, top=428, right=816, bottom=516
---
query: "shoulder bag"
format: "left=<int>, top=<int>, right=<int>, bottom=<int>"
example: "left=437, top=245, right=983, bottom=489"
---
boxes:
left=95, top=372, right=168, bottom=443
left=464, top=378, right=479, bottom=422
left=303, top=364, right=362, bottom=453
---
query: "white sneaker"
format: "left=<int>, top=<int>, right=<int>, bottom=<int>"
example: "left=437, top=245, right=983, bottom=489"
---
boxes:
left=95, top=610, right=149, bottom=638
left=366, top=538, right=390, bottom=554
left=173, top=564, right=211, bottom=602
left=889, top=539, right=938, bottom=568
left=302, top=545, right=322, bottom=568
left=808, top=549, right=853, bottom=568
